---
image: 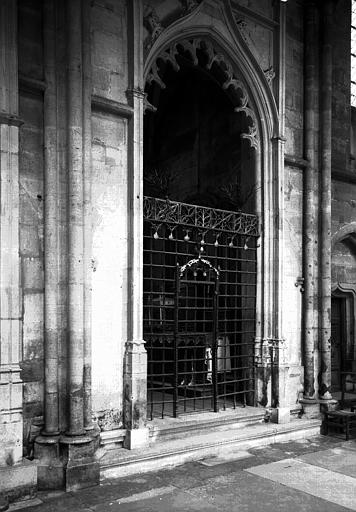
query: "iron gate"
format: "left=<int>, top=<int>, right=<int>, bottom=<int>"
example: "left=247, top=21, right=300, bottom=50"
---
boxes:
left=143, top=196, right=259, bottom=419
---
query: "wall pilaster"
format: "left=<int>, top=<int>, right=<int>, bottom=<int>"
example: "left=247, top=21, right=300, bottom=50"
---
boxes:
left=0, top=0, right=37, bottom=504
left=123, top=0, right=149, bottom=449
left=0, top=0, right=22, bottom=468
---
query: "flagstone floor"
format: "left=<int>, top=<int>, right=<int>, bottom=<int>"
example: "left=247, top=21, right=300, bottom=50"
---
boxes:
left=9, top=435, right=356, bottom=512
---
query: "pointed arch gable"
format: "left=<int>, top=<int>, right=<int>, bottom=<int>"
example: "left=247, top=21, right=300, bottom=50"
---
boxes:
left=143, top=0, right=279, bottom=145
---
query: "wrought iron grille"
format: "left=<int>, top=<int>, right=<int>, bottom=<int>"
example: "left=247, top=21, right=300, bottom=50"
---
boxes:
left=143, top=197, right=259, bottom=419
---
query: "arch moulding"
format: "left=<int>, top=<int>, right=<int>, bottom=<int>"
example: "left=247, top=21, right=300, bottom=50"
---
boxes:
left=332, top=222, right=356, bottom=250
left=142, top=0, right=287, bottom=416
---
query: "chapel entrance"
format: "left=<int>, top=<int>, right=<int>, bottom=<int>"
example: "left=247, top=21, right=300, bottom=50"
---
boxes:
left=143, top=37, right=259, bottom=419
left=143, top=198, right=258, bottom=419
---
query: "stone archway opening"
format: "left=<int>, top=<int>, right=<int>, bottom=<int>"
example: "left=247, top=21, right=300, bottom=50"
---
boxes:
left=143, top=37, right=260, bottom=420
left=331, top=235, right=356, bottom=395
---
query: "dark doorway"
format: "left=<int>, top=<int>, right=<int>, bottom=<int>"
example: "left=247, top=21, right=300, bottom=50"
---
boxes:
left=143, top=51, right=259, bottom=419
left=331, top=297, right=347, bottom=392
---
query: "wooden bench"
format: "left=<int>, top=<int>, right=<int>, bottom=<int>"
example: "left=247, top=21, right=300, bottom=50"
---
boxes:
left=323, top=410, right=356, bottom=440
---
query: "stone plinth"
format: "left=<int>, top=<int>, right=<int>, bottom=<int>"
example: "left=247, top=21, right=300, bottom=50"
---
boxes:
left=34, top=434, right=100, bottom=491
left=0, top=459, right=37, bottom=504
left=300, top=398, right=322, bottom=419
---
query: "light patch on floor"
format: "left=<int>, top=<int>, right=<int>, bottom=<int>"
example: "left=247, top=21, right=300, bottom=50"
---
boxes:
left=115, top=486, right=176, bottom=504
left=199, top=449, right=253, bottom=466
left=299, top=448, right=356, bottom=478
left=246, top=458, right=356, bottom=510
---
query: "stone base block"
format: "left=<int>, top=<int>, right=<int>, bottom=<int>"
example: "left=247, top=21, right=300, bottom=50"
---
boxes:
left=300, top=399, right=322, bottom=419
left=65, top=460, right=100, bottom=492
left=270, top=407, right=290, bottom=424
left=0, top=459, right=37, bottom=504
left=61, top=436, right=100, bottom=492
left=37, top=462, right=64, bottom=490
left=124, top=428, right=149, bottom=450
left=34, top=434, right=100, bottom=491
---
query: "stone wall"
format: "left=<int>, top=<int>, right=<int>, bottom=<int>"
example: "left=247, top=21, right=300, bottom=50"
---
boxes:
left=331, top=0, right=355, bottom=291
left=11, top=0, right=354, bottom=451
left=90, top=0, right=129, bottom=425
left=332, top=0, right=351, bottom=176
left=285, top=0, right=304, bottom=158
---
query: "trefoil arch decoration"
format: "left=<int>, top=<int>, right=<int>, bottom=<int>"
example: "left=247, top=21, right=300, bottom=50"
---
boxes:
left=145, top=36, right=260, bottom=151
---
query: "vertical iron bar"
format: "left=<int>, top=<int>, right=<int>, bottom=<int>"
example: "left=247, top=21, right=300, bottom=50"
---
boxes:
left=212, top=273, right=220, bottom=412
left=173, top=263, right=180, bottom=418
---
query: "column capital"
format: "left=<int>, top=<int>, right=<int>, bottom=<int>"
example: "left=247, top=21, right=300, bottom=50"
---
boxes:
left=126, top=88, right=146, bottom=103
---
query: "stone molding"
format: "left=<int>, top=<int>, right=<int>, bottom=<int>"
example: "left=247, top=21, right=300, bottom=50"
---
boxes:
left=0, top=113, right=23, bottom=126
left=145, top=36, right=260, bottom=150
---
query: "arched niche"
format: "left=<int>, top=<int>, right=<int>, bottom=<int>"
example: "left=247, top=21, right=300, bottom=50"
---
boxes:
left=142, top=0, right=285, bottom=408
left=331, top=227, right=356, bottom=377
left=144, top=42, right=258, bottom=213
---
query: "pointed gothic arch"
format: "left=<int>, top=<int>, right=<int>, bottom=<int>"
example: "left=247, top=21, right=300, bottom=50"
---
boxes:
left=141, top=0, right=286, bottom=415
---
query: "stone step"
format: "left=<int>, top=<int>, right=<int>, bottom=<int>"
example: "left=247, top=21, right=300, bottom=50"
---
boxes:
left=148, top=406, right=267, bottom=442
left=99, top=418, right=321, bottom=481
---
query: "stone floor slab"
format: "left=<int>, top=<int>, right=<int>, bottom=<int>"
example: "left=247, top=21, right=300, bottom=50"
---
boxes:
left=246, top=458, right=356, bottom=510
left=299, top=448, right=356, bottom=478
left=187, top=469, right=350, bottom=512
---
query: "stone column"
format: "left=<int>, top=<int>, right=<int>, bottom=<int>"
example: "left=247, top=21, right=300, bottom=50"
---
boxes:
left=33, top=0, right=62, bottom=489
left=43, top=0, right=60, bottom=438
left=254, top=148, right=271, bottom=407
left=123, top=0, right=149, bottom=449
left=0, top=0, right=37, bottom=504
left=59, top=0, right=99, bottom=491
left=302, top=0, right=319, bottom=403
left=269, top=0, right=289, bottom=424
left=82, top=0, right=94, bottom=434
left=319, top=0, right=333, bottom=401
left=66, top=0, right=85, bottom=437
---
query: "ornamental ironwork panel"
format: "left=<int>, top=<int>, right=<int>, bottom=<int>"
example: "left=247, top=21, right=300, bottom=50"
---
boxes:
left=143, top=197, right=258, bottom=420
left=143, top=196, right=259, bottom=237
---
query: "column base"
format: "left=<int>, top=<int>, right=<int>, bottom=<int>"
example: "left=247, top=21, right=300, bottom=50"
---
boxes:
left=270, top=407, right=290, bottom=424
left=124, top=428, right=149, bottom=450
left=0, top=459, right=37, bottom=505
left=34, top=434, right=100, bottom=491
left=60, top=435, right=100, bottom=492
left=299, top=398, right=321, bottom=419
left=34, top=435, right=63, bottom=490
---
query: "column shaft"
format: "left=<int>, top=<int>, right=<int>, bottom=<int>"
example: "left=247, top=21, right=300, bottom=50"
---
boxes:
left=123, top=0, right=148, bottom=449
left=67, top=0, right=85, bottom=436
left=319, top=0, right=333, bottom=399
left=82, top=0, right=93, bottom=432
left=43, top=0, right=59, bottom=436
left=302, top=1, right=319, bottom=399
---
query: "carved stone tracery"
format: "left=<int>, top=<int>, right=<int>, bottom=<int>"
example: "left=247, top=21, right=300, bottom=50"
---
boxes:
left=144, top=5, right=164, bottom=52
left=179, top=0, right=201, bottom=15
left=145, top=37, right=260, bottom=150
